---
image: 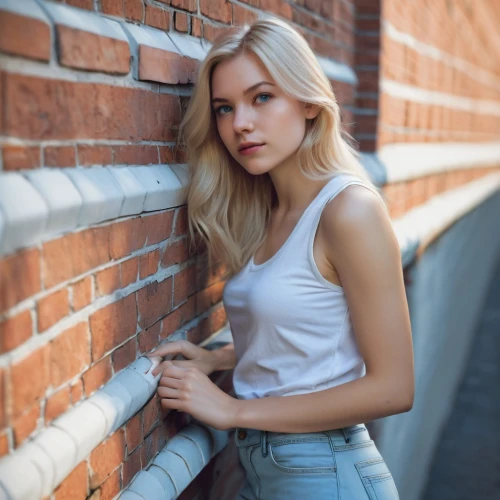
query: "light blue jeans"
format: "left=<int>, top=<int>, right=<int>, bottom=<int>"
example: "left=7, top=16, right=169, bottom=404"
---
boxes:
left=234, top=424, right=399, bottom=499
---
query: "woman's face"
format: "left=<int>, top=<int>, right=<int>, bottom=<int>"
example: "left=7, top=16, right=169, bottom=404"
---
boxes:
left=211, top=51, right=318, bottom=176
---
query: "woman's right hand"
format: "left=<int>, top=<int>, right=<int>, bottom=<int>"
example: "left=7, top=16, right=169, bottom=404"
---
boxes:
left=147, top=340, right=217, bottom=377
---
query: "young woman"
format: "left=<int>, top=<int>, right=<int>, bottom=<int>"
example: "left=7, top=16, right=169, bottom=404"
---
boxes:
left=148, top=17, right=414, bottom=499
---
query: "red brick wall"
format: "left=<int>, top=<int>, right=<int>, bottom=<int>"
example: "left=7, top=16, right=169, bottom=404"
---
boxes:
left=1, top=0, right=499, bottom=498
left=0, top=1, right=360, bottom=498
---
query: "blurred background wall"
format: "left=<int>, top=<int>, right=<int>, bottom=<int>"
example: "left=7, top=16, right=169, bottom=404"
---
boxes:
left=0, top=0, right=498, bottom=499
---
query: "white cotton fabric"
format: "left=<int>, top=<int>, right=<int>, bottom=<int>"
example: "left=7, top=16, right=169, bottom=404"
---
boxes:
left=222, top=173, right=383, bottom=400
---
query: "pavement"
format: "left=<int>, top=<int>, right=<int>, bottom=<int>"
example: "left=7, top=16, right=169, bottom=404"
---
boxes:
left=422, top=257, right=500, bottom=499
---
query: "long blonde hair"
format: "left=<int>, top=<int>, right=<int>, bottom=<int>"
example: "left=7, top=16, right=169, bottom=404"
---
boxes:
left=180, top=17, right=382, bottom=277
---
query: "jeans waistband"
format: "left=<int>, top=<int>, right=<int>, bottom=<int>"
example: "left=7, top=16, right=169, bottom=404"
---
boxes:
left=234, top=424, right=369, bottom=457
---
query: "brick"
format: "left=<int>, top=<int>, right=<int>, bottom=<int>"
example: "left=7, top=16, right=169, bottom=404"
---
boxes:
left=0, top=432, right=8, bottom=457
left=145, top=4, right=170, bottom=30
left=0, top=310, right=32, bottom=354
left=109, top=218, right=146, bottom=260
left=10, top=345, right=50, bottom=418
left=124, top=0, right=144, bottom=21
left=174, top=206, right=188, bottom=235
left=136, top=277, right=173, bottom=329
left=95, top=264, right=121, bottom=297
left=77, top=145, right=113, bottom=166
left=173, top=265, right=197, bottom=307
left=160, top=309, right=181, bottom=340
left=175, top=12, right=188, bottom=32
left=170, top=0, right=197, bottom=12
left=83, top=356, right=112, bottom=396
left=45, top=386, right=71, bottom=423
left=191, top=17, right=202, bottom=37
left=112, top=338, right=137, bottom=372
left=123, top=445, right=142, bottom=487
left=70, top=379, right=84, bottom=404
left=37, top=288, right=70, bottom=332
left=71, top=276, right=93, bottom=311
left=0, top=10, right=50, bottom=61
left=142, top=396, right=160, bottom=436
left=138, top=321, right=161, bottom=354
left=125, top=413, right=142, bottom=453
left=195, top=281, right=224, bottom=314
left=202, top=22, right=228, bottom=43
left=5, top=74, right=181, bottom=141
left=233, top=4, right=258, bottom=24
left=89, top=430, right=125, bottom=489
left=101, top=0, right=124, bottom=16
left=209, top=305, right=227, bottom=333
left=13, top=404, right=39, bottom=448
left=113, top=145, right=158, bottom=165
left=200, top=0, right=232, bottom=23
left=0, top=248, right=41, bottom=314
left=158, top=146, right=175, bottom=163
left=42, top=226, right=110, bottom=288
left=2, top=145, right=40, bottom=170
left=260, top=0, right=292, bottom=19
left=56, top=25, right=130, bottom=74
left=0, top=369, right=4, bottom=428
left=44, top=146, right=76, bottom=167
left=187, top=318, right=210, bottom=344
left=50, top=323, right=91, bottom=387
left=178, top=295, right=196, bottom=325
left=121, top=257, right=139, bottom=287
left=100, top=467, right=121, bottom=500
left=139, top=250, right=160, bottom=279
left=161, top=239, right=189, bottom=267
left=66, top=0, right=94, bottom=8
left=144, top=211, right=174, bottom=246
left=138, top=45, right=199, bottom=84
left=54, top=461, right=88, bottom=500
left=90, top=294, right=137, bottom=361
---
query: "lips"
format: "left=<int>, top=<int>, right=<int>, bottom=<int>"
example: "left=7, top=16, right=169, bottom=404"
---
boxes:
left=238, top=143, right=265, bottom=152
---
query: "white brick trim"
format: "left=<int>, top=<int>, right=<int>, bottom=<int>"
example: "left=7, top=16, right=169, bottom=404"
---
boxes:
left=0, top=326, right=231, bottom=499
left=381, top=79, right=500, bottom=116
left=0, top=164, right=191, bottom=258
left=379, top=142, right=500, bottom=182
left=394, top=172, right=500, bottom=256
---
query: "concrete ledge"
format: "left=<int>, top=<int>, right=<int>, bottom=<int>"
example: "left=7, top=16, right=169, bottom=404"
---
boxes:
left=394, top=172, right=500, bottom=266
left=378, top=142, right=500, bottom=182
left=0, top=163, right=191, bottom=257
left=0, top=327, right=231, bottom=499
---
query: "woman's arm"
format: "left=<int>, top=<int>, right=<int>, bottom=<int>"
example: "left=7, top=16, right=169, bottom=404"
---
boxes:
left=231, top=185, right=415, bottom=433
left=210, top=342, right=237, bottom=372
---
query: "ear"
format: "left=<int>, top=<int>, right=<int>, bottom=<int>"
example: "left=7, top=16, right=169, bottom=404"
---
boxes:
left=304, top=102, right=321, bottom=120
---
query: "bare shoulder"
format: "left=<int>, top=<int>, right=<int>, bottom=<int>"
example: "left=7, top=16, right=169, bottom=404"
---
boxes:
left=319, top=183, right=398, bottom=267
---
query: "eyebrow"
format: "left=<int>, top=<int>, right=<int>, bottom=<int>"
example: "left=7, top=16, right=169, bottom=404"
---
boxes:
left=211, top=81, right=276, bottom=104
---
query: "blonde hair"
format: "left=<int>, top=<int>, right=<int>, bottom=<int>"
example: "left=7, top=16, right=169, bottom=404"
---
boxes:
left=179, top=17, right=383, bottom=277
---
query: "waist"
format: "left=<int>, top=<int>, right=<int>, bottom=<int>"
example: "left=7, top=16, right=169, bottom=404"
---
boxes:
left=234, top=423, right=370, bottom=449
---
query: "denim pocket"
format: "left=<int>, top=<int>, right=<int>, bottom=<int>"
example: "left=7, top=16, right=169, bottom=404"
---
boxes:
left=355, top=457, right=399, bottom=499
left=268, top=437, right=336, bottom=474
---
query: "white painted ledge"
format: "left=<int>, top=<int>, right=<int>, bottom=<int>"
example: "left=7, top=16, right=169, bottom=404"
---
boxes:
left=0, top=327, right=231, bottom=500
left=379, top=142, right=500, bottom=183
left=394, top=172, right=500, bottom=264
left=0, top=0, right=48, bottom=21
left=0, top=164, right=191, bottom=258
left=121, top=423, right=227, bottom=500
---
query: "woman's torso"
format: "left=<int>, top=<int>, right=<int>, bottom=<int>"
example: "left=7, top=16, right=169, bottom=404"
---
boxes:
left=222, top=173, right=384, bottom=400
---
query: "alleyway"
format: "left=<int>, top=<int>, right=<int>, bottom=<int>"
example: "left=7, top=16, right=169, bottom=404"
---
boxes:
left=422, top=257, right=500, bottom=499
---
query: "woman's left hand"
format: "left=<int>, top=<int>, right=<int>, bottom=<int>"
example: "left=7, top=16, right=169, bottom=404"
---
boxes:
left=157, top=361, right=238, bottom=431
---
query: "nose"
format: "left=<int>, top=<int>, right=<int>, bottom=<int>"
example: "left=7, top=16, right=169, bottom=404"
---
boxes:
left=232, top=105, right=254, bottom=134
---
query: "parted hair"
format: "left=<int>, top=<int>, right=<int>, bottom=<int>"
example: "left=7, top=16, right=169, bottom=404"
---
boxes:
left=179, top=16, right=383, bottom=277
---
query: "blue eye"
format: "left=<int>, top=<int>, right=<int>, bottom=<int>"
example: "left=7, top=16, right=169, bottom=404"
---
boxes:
left=256, top=94, right=271, bottom=103
left=215, top=105, right=232, bottom=116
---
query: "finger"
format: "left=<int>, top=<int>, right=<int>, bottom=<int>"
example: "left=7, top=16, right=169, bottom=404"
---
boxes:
left=162, top=363, right=189, bottom=379
left=160, top=398, right=181, bottom=411
left=158, top=386, right=181, bottom=399
left=147, top=340, right=192, bottom=359
left=159, top=376, right=182, bottom=389
left=151, top=359, right=173, bottom=377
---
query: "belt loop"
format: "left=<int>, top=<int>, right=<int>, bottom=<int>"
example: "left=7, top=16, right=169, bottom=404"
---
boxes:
left=342, top=427, right=351, bottom=443
left=261, top=430, right=269, bottom=457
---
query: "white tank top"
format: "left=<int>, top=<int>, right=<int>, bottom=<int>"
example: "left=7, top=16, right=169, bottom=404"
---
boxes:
left=222, top=173, right=383, bottom=400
